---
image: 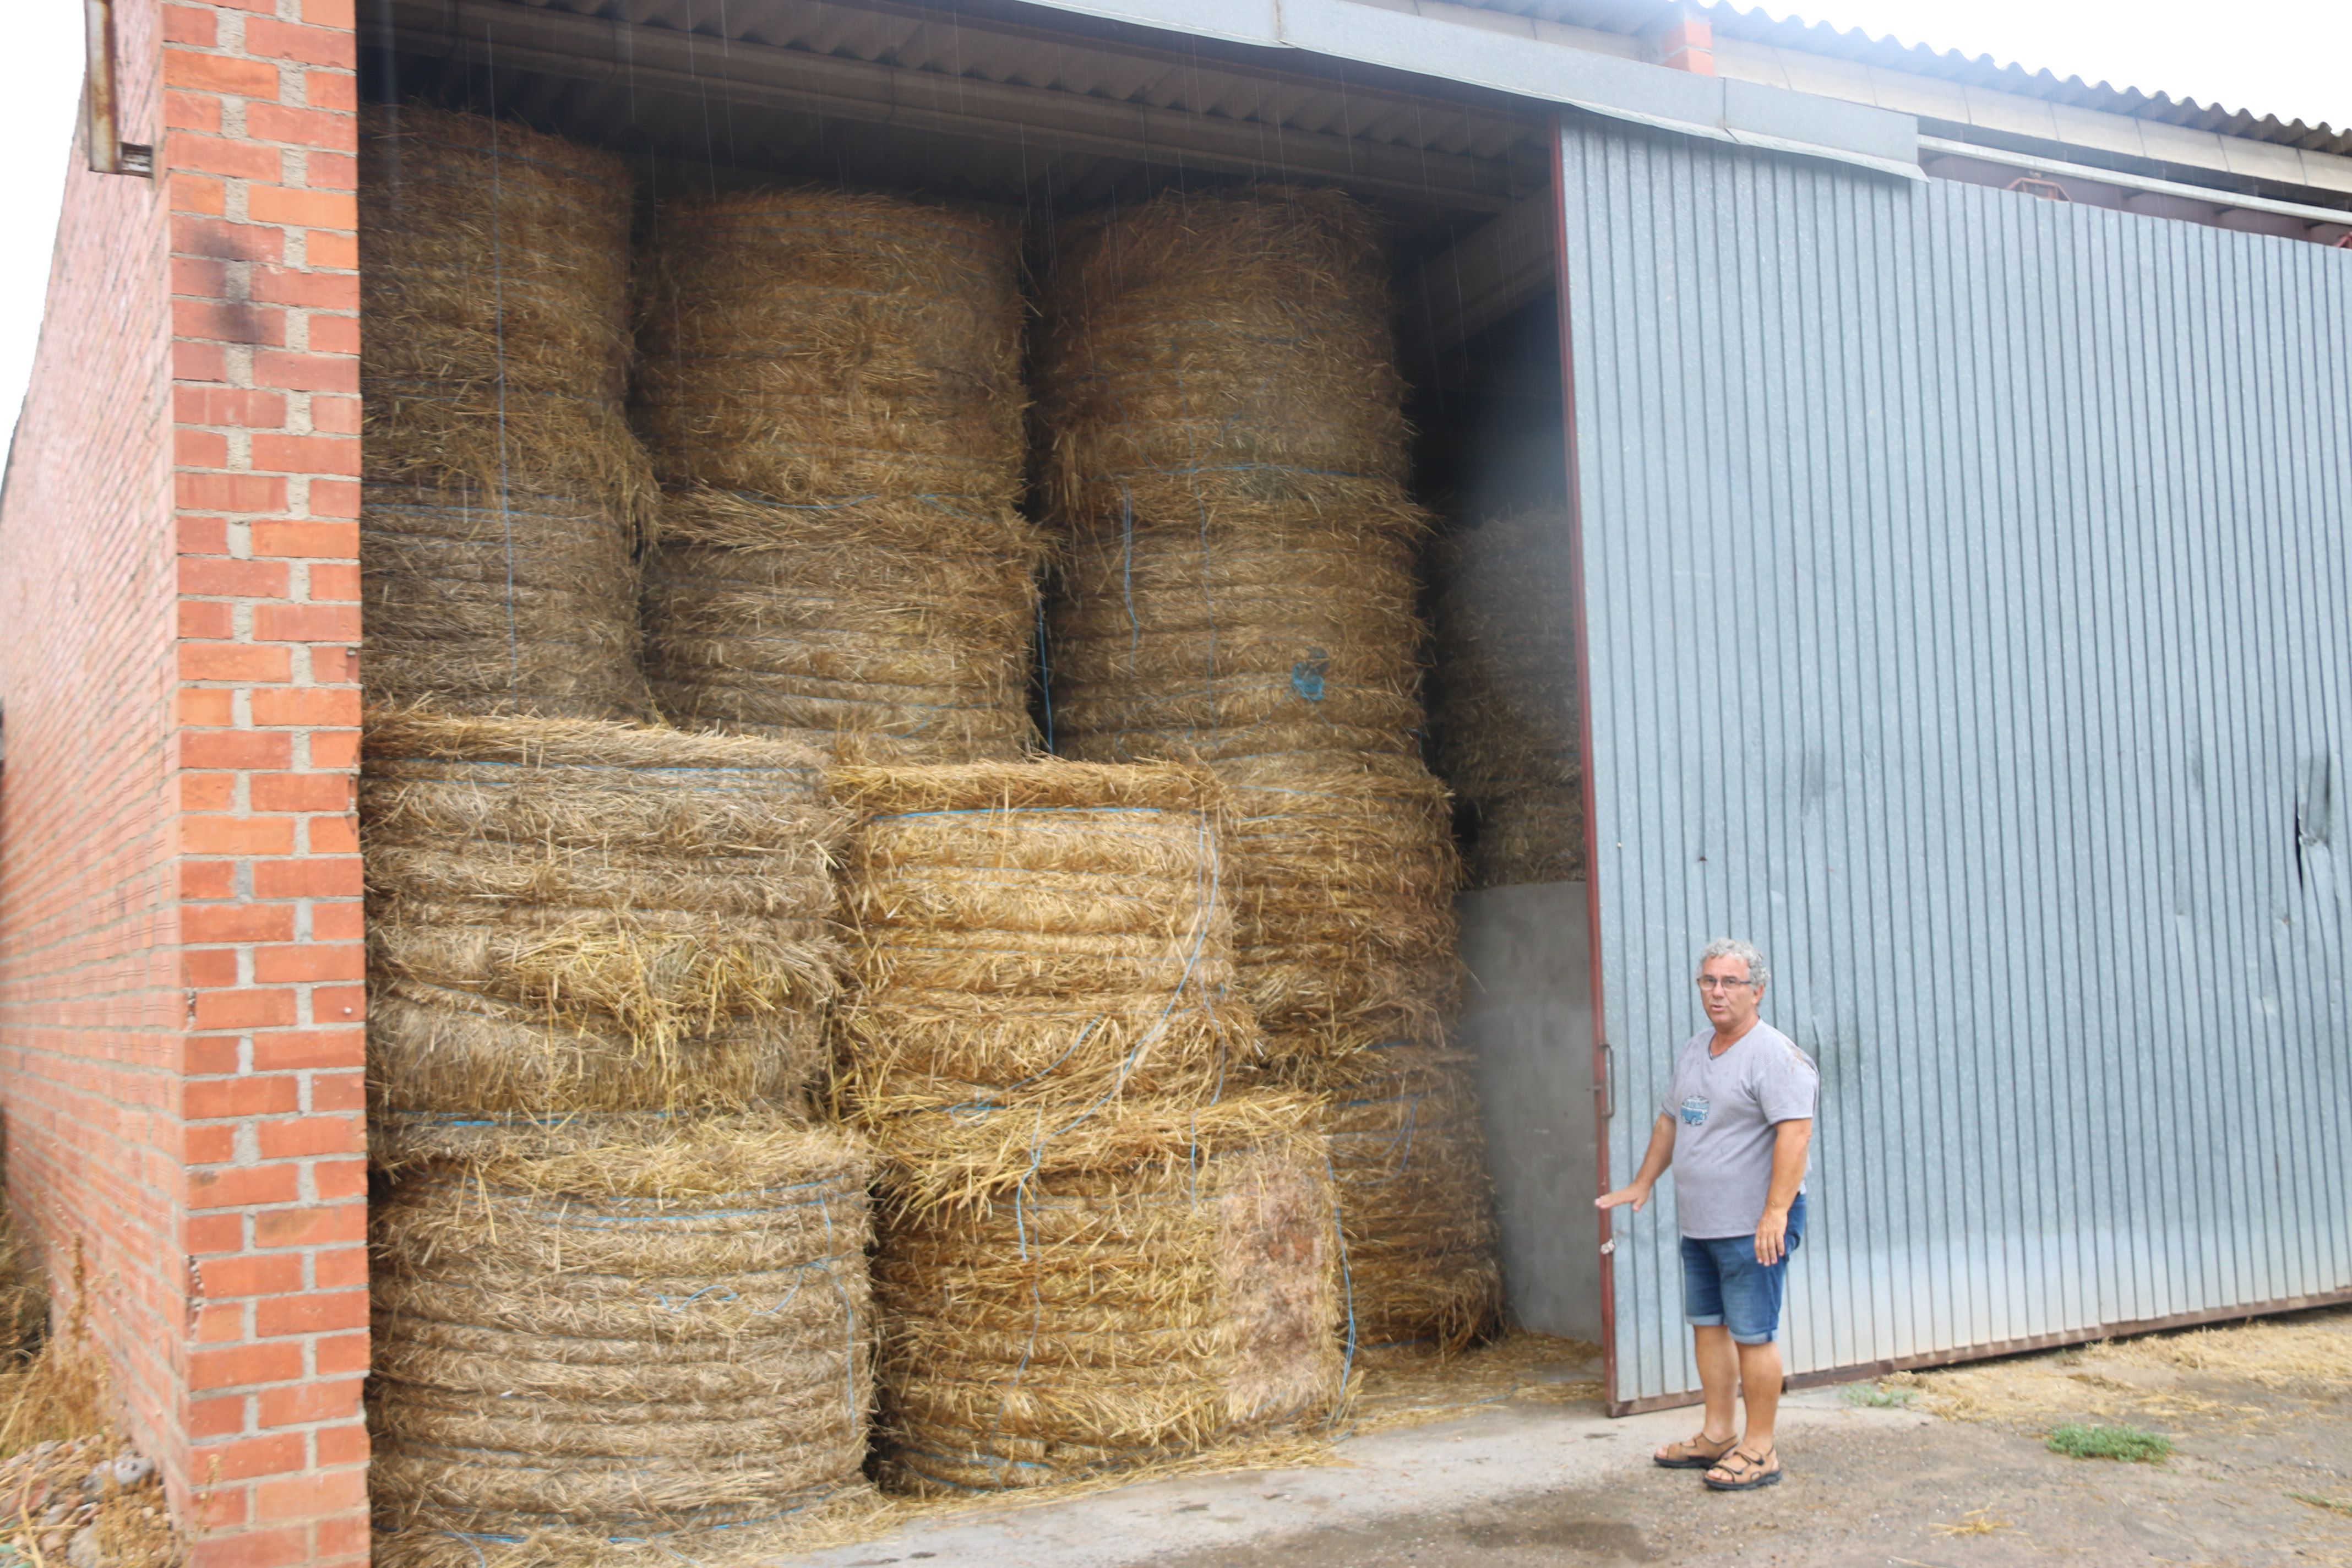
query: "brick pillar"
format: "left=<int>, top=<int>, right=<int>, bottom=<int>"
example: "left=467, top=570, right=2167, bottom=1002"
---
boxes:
left=1652, top=12, right=1716, bottom=74
left=164, top=3, right=367, bottom=1563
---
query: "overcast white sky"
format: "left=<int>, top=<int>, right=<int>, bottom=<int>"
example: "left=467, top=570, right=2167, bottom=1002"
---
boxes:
left=2, top=1, right=2349, bottom=455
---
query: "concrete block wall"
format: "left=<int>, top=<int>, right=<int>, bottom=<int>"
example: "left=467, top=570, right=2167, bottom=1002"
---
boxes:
left=0, top=2, right=366, bottom=1563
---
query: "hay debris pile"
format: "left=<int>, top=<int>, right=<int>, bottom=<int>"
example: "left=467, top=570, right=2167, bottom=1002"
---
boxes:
left=362, top=710, right=874, bottom=1553
left=358, top=105, right=653, bottom=720
left=1035, top=188, right=1500, bottom=1349
left=633, top=191, right=1045, bottom=759
left=829, top=760, right=1343, bottom=1489
left=1430, top=508, right=1586, bottom=886
left=369, top=1115, right=873, bottom=1554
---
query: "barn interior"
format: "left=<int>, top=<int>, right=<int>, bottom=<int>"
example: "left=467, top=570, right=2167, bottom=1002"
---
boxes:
left=356, top=0, right=1606, bottom=1529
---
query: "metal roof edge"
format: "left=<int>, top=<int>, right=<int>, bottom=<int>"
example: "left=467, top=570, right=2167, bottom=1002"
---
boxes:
left=1006, top=0, right=1924, bottom=179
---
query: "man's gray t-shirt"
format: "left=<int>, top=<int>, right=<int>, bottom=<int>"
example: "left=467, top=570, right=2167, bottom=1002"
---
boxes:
left=1659, top=1021, right=1820, bottom=1239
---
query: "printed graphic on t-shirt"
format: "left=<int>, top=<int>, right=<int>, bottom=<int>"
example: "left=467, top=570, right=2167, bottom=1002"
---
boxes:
left=1679, top=1095, right=1711, bottom=1127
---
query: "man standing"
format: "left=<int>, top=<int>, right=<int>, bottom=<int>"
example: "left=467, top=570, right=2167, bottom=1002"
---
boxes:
left=1596, top=938, right=1817, bottom=1490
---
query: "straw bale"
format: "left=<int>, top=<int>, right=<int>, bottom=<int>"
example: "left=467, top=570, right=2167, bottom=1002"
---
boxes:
left=1306, top=1043, right=1502, bottom=1353
left=872, top=1102, right=1342, bottom=1493
left=369, top=1114, right=875, bottom=1543
left=631, top=188, right=1038, bottom=761
left=643, top=488, right=1044, bottom=760
left=1046, top=497, right=1430, bottom=764
left=1037, top=186, right=1409, bottom=522
left=829, top=759, right=1253, bottom=1125
left=1216, top=753, right=1466, bottom=1057
left=361, top=710, right=843, bottom=1117
left=360, top=481, right=646, bottom=721
left=360, top=104, right=654, bottom=719
left=634, top=188, right=1026, bottom=515
left=1430, top=508, right=1586, bottom=886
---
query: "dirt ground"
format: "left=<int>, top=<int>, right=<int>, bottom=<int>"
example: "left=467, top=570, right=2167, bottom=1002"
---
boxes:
left=782, top=1307, right=2352, bottom=1568
left=1142, top=1405, right=2352, bottom=1567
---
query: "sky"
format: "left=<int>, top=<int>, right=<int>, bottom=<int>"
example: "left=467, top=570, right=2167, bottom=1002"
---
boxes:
left=1, top=1, right=2348, bottom=457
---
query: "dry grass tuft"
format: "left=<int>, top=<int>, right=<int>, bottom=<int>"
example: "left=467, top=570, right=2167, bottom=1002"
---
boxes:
left=1428, top=507, right=1586, bottom=888
left=368, top=1114, right=876, bottom=1553
left=0, top=1241, right=182, bottom=1568
left=1344, top=1331, right=1600, bottom=1436
left=1888, top=1306, right=2352, bottom=1432
left=359, top=104, right=654, bottom=720
left=361, top=709, right=843, bottom=1119
left=633, top=188, right=1042, bottom=760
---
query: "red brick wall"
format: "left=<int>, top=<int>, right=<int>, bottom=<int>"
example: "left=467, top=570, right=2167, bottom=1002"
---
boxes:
left=0, top=0, right=179, bottom=1491
left=0, top=2, right=365, bottom=1564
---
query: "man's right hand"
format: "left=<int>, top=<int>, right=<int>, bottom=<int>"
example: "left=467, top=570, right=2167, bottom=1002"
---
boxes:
left=1595, top=1182, right=1652, bottom=1212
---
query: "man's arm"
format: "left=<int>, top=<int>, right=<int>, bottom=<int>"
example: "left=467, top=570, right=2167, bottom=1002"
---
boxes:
left=1595, top=1112, right=1676, bottom=1212
left=1753, top=1118, right=1812, bottom=1264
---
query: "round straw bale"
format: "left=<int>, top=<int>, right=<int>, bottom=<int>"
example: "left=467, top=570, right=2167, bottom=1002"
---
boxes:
left=634, top=189, right=1026, bottom=516
left=360, top=104, right=655, bottom=720
left=364, top=981, right=824, bottom=1125
left=1462, top=791, right=1585, bottom=889
left=870, top=1099, right=1341, bottom=1492
left=360, top=481, right=646, bottom=721
left=361, top=710, right=843, bottom=1116
left=369, top=1114, right=874, bottom=1543
left=361, top=104, right=650, bottom=516
left=1429, top=508, right=1586, bottom=886
left=1306, top=1043, right=1502, bottom=1353
left=1046, top=496, right=1430, bottom=764
left=829, top=758, right=1253, bottom=1121
left=1037, top=185, right=1409, bottom=523
left=1215, top=753, right=1466, bottom=1058
left=643, top=487, right=1044, bottom=761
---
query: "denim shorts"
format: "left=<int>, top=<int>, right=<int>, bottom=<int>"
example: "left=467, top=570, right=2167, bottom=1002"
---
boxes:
left=1681, top=1193, right=1806, bottom=1345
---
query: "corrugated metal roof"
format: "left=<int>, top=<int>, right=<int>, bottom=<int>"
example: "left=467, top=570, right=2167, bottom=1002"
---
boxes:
left=1462, top=0, right=2352, bottom=159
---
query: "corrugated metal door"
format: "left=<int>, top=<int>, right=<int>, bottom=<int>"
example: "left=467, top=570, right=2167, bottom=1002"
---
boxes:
left=1556, top=118, right=2352, bottom=1412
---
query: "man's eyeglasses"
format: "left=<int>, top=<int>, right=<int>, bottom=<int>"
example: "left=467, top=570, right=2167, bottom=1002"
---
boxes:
left=1695, top=976, right=1756, bottom=992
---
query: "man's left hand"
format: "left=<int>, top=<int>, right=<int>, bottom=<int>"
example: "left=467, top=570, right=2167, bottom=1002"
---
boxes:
left=1754, top=1210, right=1789, bottom=1266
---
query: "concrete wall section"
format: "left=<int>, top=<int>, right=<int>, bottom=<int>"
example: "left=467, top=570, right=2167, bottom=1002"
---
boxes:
left=1458, top=883, right=1602, bottom=1343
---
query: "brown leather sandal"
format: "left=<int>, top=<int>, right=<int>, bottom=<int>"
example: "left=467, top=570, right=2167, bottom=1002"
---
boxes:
left=1703, top=1445, right=1782, bottom=1490
left=1653, top=1431, right=1739, bottom=1469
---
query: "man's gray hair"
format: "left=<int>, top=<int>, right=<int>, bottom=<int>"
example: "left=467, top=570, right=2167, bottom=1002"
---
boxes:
left=1697, top=938, right=1770, bottom=989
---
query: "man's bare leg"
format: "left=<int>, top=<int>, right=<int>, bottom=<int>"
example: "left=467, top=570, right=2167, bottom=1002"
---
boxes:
left=1735, top=1338, right=1782, bottom=1451
left=1694, top=1325, right=1740, bottom=1441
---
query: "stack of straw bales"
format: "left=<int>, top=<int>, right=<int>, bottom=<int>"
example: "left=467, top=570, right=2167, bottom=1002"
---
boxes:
left=829, top=760, right=1343, bottom=1489
left=358, top=105, right=654, bottom=720
left=633, top=191, right=1045, bottom=759
left=369, top=1115, right=872, bottom=1556
left=1036, top=187, right=1500, bottom=1349
left=1430, top=507, right=1587, bottom=886
left=362, top=710, right=875, bottom=1551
